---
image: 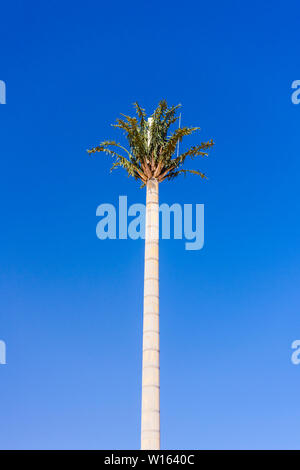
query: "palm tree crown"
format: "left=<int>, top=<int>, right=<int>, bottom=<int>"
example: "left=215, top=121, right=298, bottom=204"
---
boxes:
left=87, top=100, right=214, bottom=185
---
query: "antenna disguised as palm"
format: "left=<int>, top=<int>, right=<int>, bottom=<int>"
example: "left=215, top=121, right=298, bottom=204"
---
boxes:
left=88, top=100, right=214, bottom=450
left=88, top=100, right=213, bottom=184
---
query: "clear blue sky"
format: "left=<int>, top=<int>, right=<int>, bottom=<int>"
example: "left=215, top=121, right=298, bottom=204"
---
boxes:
left=1, top=0, right=300, bottom=450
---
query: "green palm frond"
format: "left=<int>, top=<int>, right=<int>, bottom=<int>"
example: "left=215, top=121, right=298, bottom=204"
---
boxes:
left=87, top=100, right=214, bottom=185
left=160, top=168, right=207, bottom=182
left=133, top=102, right=147, bottom=132
left=87, top=143, right=146, bottom=182
left=159, top=126, right=200, bottom=162
left=170, top=140, right=215, bottom=169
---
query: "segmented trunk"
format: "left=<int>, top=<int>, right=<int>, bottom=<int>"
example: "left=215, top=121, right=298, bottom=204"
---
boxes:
left=141, top=177, right=160, bottom=450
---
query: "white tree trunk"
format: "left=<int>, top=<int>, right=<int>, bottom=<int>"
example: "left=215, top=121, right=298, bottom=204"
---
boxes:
left=141, top=177, right=160, bottom=450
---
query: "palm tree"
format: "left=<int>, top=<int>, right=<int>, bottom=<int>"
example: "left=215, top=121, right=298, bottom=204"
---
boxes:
left=88, top=100, right=214, bottom=450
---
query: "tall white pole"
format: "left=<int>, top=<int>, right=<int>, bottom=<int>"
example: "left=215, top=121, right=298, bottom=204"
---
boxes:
left=141, top=118, right=160, bottom=450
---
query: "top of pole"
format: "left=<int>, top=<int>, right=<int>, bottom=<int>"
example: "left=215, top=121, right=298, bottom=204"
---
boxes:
left=147, top=117, right=153, bottom=149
